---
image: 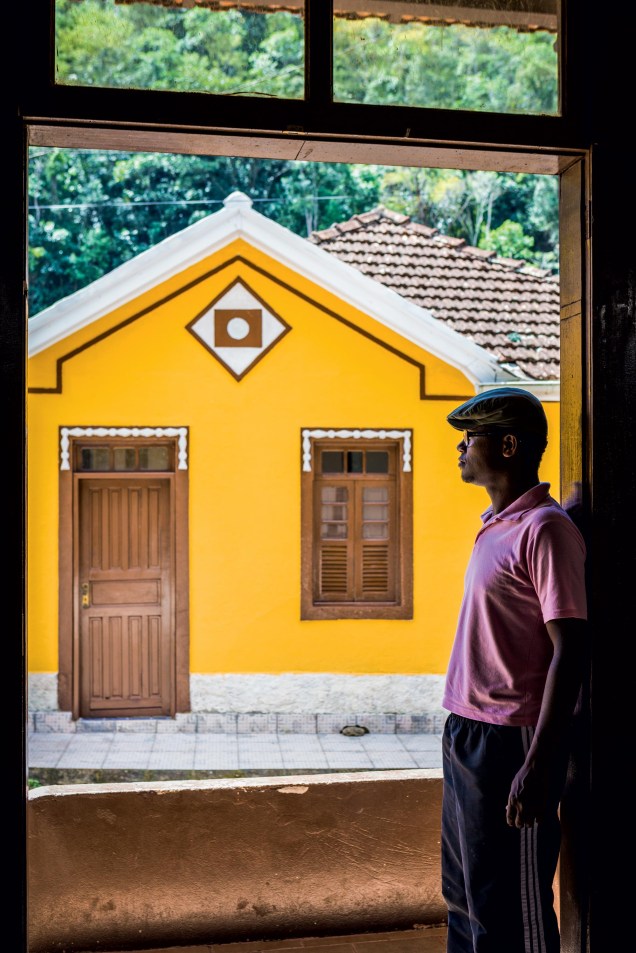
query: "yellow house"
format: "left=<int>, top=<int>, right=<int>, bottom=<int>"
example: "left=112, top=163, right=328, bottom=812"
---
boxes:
left=27, top=191, right=560, bottom=728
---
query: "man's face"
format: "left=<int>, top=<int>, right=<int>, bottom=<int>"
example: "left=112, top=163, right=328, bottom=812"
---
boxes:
left=456, top=429, right=504, bottom=486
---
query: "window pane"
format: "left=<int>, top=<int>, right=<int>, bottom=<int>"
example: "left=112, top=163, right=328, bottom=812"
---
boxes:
left=79, top=447, right=110, bottom=471
left=139, top=446, right=171, bottom=471
left=362, top=485, right=389, bottom=538
left=347, top=451, right=364, bottom=473
left=322, top=486, right=348, bottom=502
left=363, top=504, right=388, bottom=521
left=362, top=523, right=388, bottom=539
left=333, top=1, right=559, bottom=116
left=55, top=0, right=305, bottom=100
left=113, top=448, right=137, bottom=471
left=322, top=504, right=347, bottom=521
left=366, top=451, right=389, bottom=473
left=321, top=523, right=348, bottom=539
left=322, top=452, right=344, bottom=474
left=363, top=487, right=388, bottom=502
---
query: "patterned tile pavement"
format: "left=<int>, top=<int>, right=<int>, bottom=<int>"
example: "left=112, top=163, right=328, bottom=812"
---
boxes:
left=28, top=728, right=443, bottom=780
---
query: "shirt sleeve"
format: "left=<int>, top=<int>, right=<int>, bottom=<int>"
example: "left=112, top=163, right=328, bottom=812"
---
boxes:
left=526, top=512, right=588, bottom=622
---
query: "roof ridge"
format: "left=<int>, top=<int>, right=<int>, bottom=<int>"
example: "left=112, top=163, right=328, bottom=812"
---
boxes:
left=309, top=204, right=411, bottom=242
left=309, top=207, right=557, bottom=281
left=310, top=203, right=448, bottom=244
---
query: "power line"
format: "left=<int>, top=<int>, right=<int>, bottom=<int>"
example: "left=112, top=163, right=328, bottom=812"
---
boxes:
left=28, top=195, right=355, bottom=211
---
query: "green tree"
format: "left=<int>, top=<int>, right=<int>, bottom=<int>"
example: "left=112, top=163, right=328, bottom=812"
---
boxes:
left=479, top=220, right=536, bottom=261
left=333, top=20, right=557, bottom=115
left=28, top=147, right=558, bottom=314
left=28, top=150, right=384, bottom=314
left=55, top=0, right=304, bottom=97
left=378, top=165, right=557, bottom=267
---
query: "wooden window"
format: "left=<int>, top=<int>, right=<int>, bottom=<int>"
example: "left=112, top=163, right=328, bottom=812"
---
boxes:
left=301, top=435, right=413, bottom=620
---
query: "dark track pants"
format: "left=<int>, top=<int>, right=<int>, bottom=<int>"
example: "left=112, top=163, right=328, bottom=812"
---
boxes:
left=442, top=713, right=564, bottom=953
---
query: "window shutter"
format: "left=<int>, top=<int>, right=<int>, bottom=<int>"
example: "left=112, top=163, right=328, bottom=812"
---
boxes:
left=361, top=542, right=390, bottom=594
left=354, top=481, right=396, bottom=602
left=319, top=542, right=350, bottom=598
left=314, top=481, right=353, bottom=602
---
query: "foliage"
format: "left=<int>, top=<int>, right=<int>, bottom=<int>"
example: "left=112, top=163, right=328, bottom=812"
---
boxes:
left=55, top=0, right=304, bottom=97
left=28, top=149, right=388, bottom=314
left=31, top=4, right=560, bottom=313
left=55, top=1, right=557, bottom=114
left=333, top=20, right=557, bottom=115
left=28, top=148, right=558, bottom=315
left=479, top=220, right=536, bottom=261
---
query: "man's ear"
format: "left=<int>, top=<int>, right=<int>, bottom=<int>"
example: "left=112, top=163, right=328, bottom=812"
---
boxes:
left=501, top=433, right=519, bottom=458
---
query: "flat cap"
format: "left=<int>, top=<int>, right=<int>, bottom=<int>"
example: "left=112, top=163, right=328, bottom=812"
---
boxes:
left=446, top=387, right=548, bottom=437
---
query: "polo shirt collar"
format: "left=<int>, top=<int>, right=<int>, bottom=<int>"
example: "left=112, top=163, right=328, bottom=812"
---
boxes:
left=480, top=482, right=551, bottom=524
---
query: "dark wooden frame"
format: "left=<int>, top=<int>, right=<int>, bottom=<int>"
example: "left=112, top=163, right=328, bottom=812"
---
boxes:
left=12, top=3, right=636, bottom=952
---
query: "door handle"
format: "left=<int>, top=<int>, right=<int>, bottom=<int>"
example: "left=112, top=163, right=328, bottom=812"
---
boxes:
left=81, top=583, right=90, bottom=608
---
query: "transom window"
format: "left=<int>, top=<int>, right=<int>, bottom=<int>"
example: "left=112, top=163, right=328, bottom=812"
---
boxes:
left=54, top=0, right=559, bottom=116
left=75, top=444, right=173, bottom=472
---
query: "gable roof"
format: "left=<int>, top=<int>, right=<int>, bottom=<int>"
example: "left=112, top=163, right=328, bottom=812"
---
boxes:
left=309, top=207, right=560, bottom=382
left=28, top=192, right=513, bottom=390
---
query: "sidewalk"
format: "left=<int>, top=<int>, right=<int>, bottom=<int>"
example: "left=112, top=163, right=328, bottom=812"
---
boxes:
left=28, top=726, right=444, bottom=784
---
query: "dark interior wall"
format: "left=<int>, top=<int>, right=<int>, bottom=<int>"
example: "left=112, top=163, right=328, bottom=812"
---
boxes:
left=7, top=5, right=636, bottom=952
left=27, top=772, right=445, bottom=953
left=585, top=141, right=636, bottom=953
left=4, top=13, right=28, bottom=951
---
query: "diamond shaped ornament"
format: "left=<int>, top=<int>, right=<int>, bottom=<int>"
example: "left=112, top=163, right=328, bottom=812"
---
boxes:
left=188, top=278, right=290, bottom=380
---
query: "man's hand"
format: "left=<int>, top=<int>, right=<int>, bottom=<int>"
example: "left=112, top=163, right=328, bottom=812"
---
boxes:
left=506, top=760, right=549, bottom=828
left=505, top=617, right=587, bottom=829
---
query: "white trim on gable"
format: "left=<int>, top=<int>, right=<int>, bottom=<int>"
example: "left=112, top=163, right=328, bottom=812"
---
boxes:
left=28, top=191, right=514, bottom=388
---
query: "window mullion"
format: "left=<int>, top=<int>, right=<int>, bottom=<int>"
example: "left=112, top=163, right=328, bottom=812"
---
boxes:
left=305, top=0, right=333, bottom=110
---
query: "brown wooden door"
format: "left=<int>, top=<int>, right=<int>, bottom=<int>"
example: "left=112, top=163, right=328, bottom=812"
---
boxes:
left=78, top=477, right=174, bottom=718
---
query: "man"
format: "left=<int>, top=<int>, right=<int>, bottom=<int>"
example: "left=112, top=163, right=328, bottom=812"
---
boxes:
left=441, top=387, right=588, bottom=953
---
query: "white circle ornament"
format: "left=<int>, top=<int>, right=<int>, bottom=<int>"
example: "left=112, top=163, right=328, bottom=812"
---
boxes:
left=226, top=316, right=251, bottom=340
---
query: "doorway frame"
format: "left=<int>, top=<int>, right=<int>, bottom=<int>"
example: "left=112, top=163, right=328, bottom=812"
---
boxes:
left=10, top=4, right=602, bottom=950
left=58, top=427, right=191, bottom=717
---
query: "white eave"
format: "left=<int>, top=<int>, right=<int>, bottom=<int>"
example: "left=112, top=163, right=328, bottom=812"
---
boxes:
left=28, top=190, right=516, bottom=388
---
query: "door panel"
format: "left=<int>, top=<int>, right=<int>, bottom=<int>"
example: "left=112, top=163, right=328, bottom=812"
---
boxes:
left=79, top=478, right=173, bottom=717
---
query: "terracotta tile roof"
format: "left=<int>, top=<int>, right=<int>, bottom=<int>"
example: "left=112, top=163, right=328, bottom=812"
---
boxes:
left=309, top=206, right=560, bottom=381
left=112, top=1, right=557, bottom=32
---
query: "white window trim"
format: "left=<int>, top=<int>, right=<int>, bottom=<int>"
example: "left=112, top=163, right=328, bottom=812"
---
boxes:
left=302, top=428, right=412, bottom=472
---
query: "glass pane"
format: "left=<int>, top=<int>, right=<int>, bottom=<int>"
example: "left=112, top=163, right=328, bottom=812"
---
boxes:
left=366, top=451, right=389, bottom=473
left=321, top=504, right=347, bottom=521
left=347, top=451, right=364, bottom=473
left=55, top=0, right=305, bottom=99
left=113, top=447, right=137, bottom=471
left=363, top=504, right=388, bottom=520
left=139, top=446, right=171, bottom=471
left=333, top=1, right=559, bottom=116
left=362, top=523, right=388, bottom=539
left=322, top=486, right=348, bottom=502
left=322, top=452, right=344, bottom=474
left=321, top=523, right=348, bottom=539
left=363, top=487, right=388, bottom=502
left=79, top=447, right=110, bottom=470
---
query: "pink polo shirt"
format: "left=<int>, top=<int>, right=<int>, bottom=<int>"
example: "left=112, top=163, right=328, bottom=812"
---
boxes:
left=442, top=482, right=587, bottom=727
